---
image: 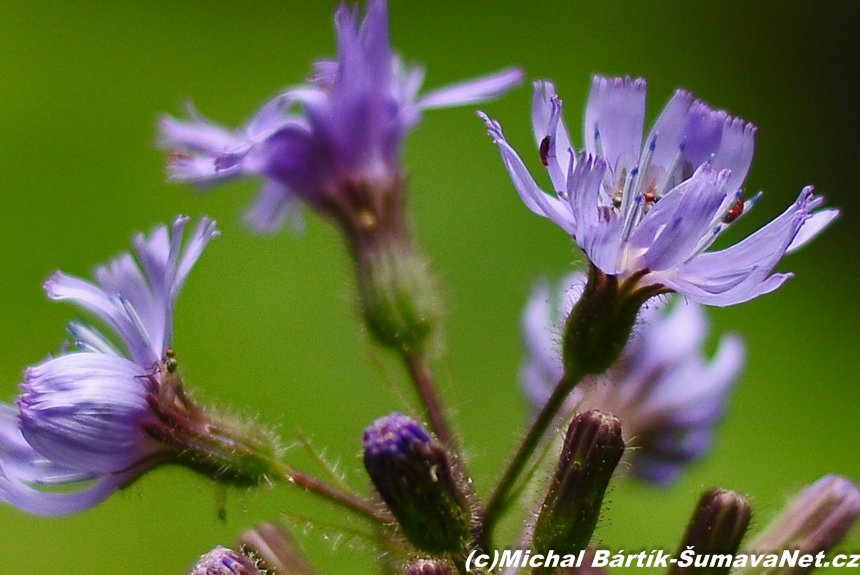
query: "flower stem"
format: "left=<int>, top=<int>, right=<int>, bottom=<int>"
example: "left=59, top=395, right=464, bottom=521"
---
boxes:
left=402, top=350, right=457, bottom=451
left=273, top=463, right=391, bottom=525
left=478, top=370, right=584, bottom=551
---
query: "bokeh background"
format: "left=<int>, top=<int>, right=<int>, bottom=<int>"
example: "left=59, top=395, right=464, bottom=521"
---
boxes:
left=0, top=1, right=857, bottom=573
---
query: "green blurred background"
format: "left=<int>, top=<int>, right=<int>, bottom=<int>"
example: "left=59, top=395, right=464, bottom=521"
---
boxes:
left=0, top=0, right=857, bottom=573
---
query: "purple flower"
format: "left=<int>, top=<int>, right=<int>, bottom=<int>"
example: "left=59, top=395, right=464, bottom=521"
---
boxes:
left=160, top=0, right=522, bottom=233
left=521, top=272, right=744, bottom=484
left=0, top=216, right=218, bottom=515
left=481, top=77, right=838, bottom=306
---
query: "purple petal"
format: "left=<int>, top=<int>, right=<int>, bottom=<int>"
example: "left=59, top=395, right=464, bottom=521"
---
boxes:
left=21, top=353, right=152, bottom=474
left=787, top=205, right=839, bottom=253
left=681, top=102, right=726, bottom=168
left=0, top=463, right=135, bottom=516
left=158, top=107, right=243, bottom=155
left=640, top=167, right=730, bottom=270
left=244, top=179, right=304, bottom=234
left=417, top=67, right=523, bottom=109
left=44, top=272, right=153, bottom=366
left=584, top=76, right=647, bottom=176
left=713, top=116, right=756, bottom=193
left=479, top=112, right=576, bottom=233
left=645, top=89, right=693, bottom=173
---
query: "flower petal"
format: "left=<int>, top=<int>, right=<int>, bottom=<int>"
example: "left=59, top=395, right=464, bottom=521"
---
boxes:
left=479, top=112, right=576, bottom=233
left=584, top=76, right=647, bottom=177
left=416, top=67, right=523, bottom=109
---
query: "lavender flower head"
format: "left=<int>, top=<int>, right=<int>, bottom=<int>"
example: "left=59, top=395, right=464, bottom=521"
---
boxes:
left=0, top=216, right=218, bottom=515
left=160, top=0, right=522, bottom=233
left=482, top=77, right=838, bottom=306
left=521, top=272, right=744, bottom=483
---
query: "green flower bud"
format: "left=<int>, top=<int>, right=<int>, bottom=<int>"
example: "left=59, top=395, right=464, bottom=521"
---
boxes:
left=669, top=488, right=751, bottom=575
left=363, top=413, right=471, bottom=554
left=735, top=475, right=860, bottom=575
left=356, top=240, right=439, bottom=352
left=533, top=410, right=625, bottom=563
left=562, top=264, right=663, bottom=377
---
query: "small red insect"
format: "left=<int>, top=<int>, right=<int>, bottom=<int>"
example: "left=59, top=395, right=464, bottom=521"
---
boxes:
left=723, top=195, right=744, bottom=224
left=539, top=136, right=551, bottom=166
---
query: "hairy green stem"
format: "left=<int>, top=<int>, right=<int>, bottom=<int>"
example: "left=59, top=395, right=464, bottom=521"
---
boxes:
left=403, top=350, right=457, bottom=451
left=478, top=369, right=584, bottom=551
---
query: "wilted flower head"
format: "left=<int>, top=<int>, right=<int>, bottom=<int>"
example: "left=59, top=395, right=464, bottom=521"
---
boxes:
left=0, top=217, right=219, bottom=515
left=522, top=271, right=744, bottom=483
left=482, top=77, right=838, bottom=306
left=160, top=0, right=522, bottom=234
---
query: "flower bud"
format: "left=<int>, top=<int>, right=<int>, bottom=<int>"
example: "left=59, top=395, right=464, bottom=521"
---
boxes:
left=562, top=265, right=661, bottom=377
left=363, top=413, right=471, bottom=554
left=190, top=546, right=261, bottom=575
left=405, top=559, right=454, bottom=575
left=736, top=475, right=860, bottom=575
left=533, top=410, right=625, bottom=560
left=356, top=240, right=439, bottom=353
left=239, top=523, right=317, bottom=575
left=669, top=488, right=751, bottom=575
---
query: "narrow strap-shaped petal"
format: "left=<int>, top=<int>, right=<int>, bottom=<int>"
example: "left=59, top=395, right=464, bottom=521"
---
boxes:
left=158, top=107, right=243, bottom=154
left=417, top=67, right=523, bottom=109
left=662, top=270, right=792, bottom=307
left=681, top=102, right=727, bottom=168
left=679, top=187, right=818, bottom=283
left=173, top=216, right=219, bottom=301
left=713, top=117, right=756, bottom=194
left=584, top=76, right=647, bottom=176
left=0, top=463, right=136, bottom=516
left=787, top=202, right=839, bottom=252
left=480, top=112, right=576, bottom=233
left=644, top=89, right=692, bottom=172
left=641, top=167, right=730, bottom=270
left=244, top=179, right=304, bottom=234
left=44, top=272, right=153, bottom=366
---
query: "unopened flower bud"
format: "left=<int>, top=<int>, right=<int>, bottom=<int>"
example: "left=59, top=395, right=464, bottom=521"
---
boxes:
left=533, top=410, right=625, bottom=560
left=356, top=239, right=439, bottom=353
left=405, top=559, right=454, bottom=575
left=562, top=265, right=660, bottom=377
left=363, top=413, right=471, bottom=554
left=669, top=488, right=751, bottom=575
left=190, top=546, right=261, bottom=575
left=736, top=474, right=860, bottom=575
left=239, top=523, right=317, bottom=575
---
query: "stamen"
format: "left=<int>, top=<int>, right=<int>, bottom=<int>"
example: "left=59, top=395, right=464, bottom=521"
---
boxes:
left=630, top=134, right=657, bottom=201
left=621, top=193, right=644, bottom=243
left=653, top=142, right=685, bottom=200
left=620, top=167, right=639, bottom=216
left=685, top=224, right=723, bottom=263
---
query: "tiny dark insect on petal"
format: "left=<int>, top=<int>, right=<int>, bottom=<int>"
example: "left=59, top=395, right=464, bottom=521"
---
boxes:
left=539, top=136, right=551, bottom=166
left=723, top=195, right=744, bottom=224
